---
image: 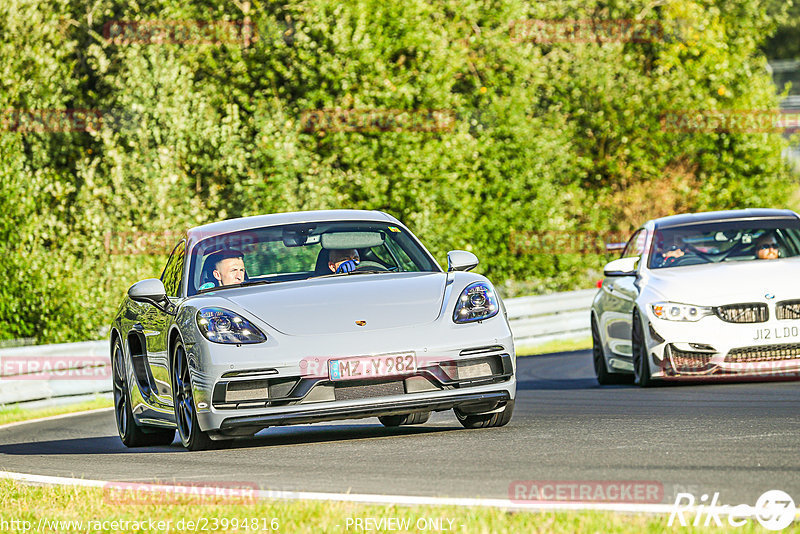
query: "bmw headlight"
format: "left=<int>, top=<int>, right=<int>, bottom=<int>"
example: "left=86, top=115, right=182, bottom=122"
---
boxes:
left=453, top=282, right=499, bottom=323
left=196, top=307, right=266, bottom=344
left=651, top=302, right=712, bottom=322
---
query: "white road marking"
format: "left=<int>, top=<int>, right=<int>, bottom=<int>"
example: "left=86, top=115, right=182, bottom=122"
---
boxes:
left=0, top=469, right=781, bottom=516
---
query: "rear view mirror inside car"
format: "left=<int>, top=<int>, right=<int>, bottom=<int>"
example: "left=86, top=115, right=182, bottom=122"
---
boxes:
left=282, top=228, right=310, bottom=247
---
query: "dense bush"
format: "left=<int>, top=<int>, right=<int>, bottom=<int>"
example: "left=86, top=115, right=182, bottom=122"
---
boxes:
left=0, top=0, right=795, bottom=342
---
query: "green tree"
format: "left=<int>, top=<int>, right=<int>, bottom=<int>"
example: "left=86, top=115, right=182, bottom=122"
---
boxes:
left=0, top=0, right=794, bottom=342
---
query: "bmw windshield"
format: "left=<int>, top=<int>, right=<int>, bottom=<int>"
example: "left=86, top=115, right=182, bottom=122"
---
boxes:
left=648, top=219, right=800, bottom=269
left=187, top=221, right=440, bottom=295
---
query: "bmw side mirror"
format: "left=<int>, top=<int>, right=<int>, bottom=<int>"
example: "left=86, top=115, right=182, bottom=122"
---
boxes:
left=603, top=257, right=639, bottom=277
left=605, top=242, right=626, bottom=256
left=128, top=278, right=173, bottom=313
left=447, top=250, right=479, bottom=272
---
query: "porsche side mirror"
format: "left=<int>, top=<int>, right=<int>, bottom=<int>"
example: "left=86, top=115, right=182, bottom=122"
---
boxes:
left=128, top=278, right=173, bottom=313
left=603, top=257, right=639, bottom=277
left=447, top=250, right=479, bottom=272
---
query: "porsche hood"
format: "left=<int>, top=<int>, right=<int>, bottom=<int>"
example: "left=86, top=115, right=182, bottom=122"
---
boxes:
left=219, top=272, right=449, bottom=335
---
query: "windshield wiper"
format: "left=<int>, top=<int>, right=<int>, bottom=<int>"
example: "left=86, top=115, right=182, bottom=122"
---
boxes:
left=197, top=279, right=279, bottom=293
left=316, top=269, right=394, bottom=279
left=239, top=279, right=280, bottom=287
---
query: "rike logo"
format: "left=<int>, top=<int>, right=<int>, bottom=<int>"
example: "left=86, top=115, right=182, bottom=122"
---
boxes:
left=668, top=490, right=796, bottom=530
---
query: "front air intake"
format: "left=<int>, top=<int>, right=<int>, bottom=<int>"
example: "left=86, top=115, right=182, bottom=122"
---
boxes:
left=669, top=347, right=714, bottom=374
left=714, top=303, right=768, bottom=323
left=725, top=343, right=800, bottom=363
left=776, top=300, right=800, bottom=320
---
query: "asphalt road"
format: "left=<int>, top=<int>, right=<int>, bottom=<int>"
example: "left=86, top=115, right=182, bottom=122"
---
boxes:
left=1, top=351, right=798, bottom=505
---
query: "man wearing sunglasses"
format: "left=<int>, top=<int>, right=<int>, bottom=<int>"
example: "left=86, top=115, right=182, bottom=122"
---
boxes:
left=754, top=232, right=780, bottom=260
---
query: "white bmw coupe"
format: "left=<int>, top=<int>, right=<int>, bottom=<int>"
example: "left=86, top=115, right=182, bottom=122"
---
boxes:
left=592, top=209, right=800, bottom=386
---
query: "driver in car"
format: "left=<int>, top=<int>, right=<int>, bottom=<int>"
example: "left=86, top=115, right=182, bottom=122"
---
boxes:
left=328, top=248, right=360, bottom=273
left=199, top=249, right=246, bottom=290
left=657, top=238, right=686, bottom=267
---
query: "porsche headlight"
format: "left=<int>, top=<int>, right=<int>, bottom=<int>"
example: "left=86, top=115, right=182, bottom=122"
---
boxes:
left=196, top=307, right=266, bottom=344
left=453, top=282, right=499, bottom=323
left=651, top=302, right=712, bottom=322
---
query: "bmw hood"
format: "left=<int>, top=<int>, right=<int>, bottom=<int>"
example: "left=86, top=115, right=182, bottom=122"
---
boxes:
left=642, top=257, right=800, bottom=305
left=220, top=272, right=447, bottom=335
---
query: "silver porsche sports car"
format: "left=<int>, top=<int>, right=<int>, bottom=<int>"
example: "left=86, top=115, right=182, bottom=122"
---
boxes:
left=592, top=209, right=800, bottom=386
left=111, top=210, right=515, bottom=450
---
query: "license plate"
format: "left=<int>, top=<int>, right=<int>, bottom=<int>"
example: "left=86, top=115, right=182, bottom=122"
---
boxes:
left=752, top=325, right=800, bottom=343
left=329, top=352, right=417, bottom=381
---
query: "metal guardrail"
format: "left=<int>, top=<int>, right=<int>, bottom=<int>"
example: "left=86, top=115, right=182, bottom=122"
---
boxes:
left=0, top=341, right=110, bottom=406
left=0, top=289, right=596, bottom=407
left=505, top=289, right=595, bottom=346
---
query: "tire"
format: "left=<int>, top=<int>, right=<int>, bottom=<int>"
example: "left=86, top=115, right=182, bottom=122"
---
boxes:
left=592, top=316, right=631, bottom=385
left=173, top=340, right=223, bottom=451
left=455, top=400, right=514, bottom=429
left=379, top=412, right=430, bottom=427
left=112, top=338, right=175, bottom=447
left=632, top=311, right=658, bottom=387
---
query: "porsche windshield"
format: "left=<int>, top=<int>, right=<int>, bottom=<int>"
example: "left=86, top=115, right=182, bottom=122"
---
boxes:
left=648, top=219, right=800, bottom=269
left=188, top=221, right=439, bottom=295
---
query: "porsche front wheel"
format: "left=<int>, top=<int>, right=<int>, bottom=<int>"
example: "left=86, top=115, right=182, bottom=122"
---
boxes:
left=112, top=338, right=175, bottom=447
left=172, top=340, right=221, bottom=451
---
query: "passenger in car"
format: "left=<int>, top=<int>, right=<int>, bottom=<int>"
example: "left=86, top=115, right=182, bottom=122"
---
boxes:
left=328, top=248, right=360, bottom=273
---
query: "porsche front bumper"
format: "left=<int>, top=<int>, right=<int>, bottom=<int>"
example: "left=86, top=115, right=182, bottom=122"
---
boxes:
left=186, top=315, right=516, bottom=434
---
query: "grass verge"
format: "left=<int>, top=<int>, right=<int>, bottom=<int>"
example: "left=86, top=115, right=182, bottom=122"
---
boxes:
left=2, top=478, right=789, bottom=533
left=516, top=337, right=592, bottom=357
left=0, top=396, right=112, bottom=426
